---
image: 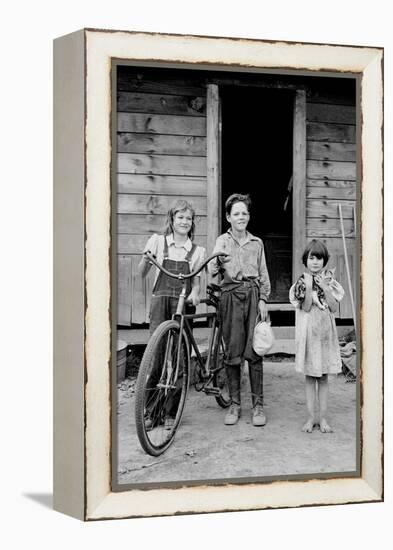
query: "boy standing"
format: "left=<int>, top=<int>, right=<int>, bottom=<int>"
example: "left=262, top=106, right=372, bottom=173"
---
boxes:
left=209, top=194, right=271, bottom=426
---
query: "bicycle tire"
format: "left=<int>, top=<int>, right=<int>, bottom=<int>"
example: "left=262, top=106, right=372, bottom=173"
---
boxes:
left=213, top=339, right=231, bottom=409
left=213, top=363, right=230, bottom=408
left=135, top=320, right=190, bottom=456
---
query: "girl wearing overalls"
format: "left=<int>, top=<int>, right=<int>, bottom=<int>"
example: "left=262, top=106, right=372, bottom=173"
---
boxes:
left=139, top=200, right=206, bottom=428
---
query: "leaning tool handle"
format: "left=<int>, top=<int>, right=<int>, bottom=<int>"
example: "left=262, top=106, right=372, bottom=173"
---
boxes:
left=338, top=204, right=357, bottom=335
left=143, top=251, right=229, bottom=280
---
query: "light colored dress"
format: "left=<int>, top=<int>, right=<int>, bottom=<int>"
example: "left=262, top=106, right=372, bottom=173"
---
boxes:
left=289, top=276, right=345, bottom=377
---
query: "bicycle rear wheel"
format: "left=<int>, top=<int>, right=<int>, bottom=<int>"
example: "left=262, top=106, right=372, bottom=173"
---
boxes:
left=213, top=339, right=231, bottom=409
left=135, top=320, right=190, bottom=456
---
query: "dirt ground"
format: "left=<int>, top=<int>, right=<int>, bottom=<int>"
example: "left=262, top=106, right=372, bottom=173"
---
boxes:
left=116, top=360, right=358, bottom=486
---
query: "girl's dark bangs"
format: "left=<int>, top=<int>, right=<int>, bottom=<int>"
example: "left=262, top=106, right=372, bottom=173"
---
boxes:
left=309, top=241, right=326, bottom=258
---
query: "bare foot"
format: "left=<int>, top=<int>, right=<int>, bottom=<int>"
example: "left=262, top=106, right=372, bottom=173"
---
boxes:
left=302, top=418, right=314, bottom=433
left=319, top=418, right=333, bottom=433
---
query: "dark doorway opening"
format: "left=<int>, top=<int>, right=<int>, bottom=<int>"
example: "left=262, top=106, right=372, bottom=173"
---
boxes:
left=221, top=86, right=294, bottom=303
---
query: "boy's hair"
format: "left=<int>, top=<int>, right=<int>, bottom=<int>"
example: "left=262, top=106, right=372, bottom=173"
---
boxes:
left=302, top=239, right=330, bottom=267
left=225, top=193, right=251, bottom=216
left=164, top=199, right=196, bottom=240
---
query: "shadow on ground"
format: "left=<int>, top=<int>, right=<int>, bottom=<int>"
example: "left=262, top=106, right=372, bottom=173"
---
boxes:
left=23, top=493, right=53, bottom=509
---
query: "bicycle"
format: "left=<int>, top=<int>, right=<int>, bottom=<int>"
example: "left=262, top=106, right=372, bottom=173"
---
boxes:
left=134, top=251, right=230, bottom=456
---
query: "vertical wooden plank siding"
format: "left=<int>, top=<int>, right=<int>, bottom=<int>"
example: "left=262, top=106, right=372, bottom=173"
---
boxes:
left=117, top=255, right=132, bottom=325
left=305, top=98, right=356, bottom=319
left=293, top=90, right=307, bottom=279
left=206, top=84, right=221, bottom=253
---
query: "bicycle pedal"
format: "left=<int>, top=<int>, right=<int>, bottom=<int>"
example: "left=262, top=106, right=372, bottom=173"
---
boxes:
left=203, top=387, right=220, bottom=396
left=195, top=368, right=209, bottom=381
left=156, top=383, right=177, bottom=390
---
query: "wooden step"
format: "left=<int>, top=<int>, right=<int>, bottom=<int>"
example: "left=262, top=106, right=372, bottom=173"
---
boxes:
left=118, top=327, right=295, bottom=355
left=268, top=338, right=295, bottom=355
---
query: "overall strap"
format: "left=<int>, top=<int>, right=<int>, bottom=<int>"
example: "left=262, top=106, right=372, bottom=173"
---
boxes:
left=162, top=234, right=169, bottom=258
left=185, top=243, right=197, bottom=262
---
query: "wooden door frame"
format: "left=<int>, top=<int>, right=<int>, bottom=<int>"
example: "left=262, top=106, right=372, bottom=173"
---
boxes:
left=206, top=83, right=221, bottom=253
left=206, top=84, right=307, bottom=295
left=292, top=90, right=307, bottom=280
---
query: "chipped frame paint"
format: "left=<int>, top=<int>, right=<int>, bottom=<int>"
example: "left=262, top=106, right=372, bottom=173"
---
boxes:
left=57, top=28, right=383, bottom=520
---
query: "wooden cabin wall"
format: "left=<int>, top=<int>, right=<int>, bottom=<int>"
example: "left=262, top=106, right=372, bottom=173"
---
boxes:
left=306, top=92, right=356, bottom=319
left=116, top=70, right=208, bottom=325
left=115, top=69, right=357, bottom=326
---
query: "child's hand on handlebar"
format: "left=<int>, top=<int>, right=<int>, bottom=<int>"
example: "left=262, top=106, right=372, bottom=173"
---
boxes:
left=218, top=252, right=231, bottom=264
left=143, top=250, right=157, bottom=265
left=186, top=289, right=201, bottom=306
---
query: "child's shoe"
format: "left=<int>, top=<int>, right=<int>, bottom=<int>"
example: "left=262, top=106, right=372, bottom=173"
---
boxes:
left=164, top=416, right=175, bottom=430
left=252, top=403, right=266, bottom=426
left=224, top=403, right=241, bottom=425
left=145, top=416, right=153, bottom=431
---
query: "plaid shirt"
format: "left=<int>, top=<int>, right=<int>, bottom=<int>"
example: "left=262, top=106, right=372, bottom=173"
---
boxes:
left=209, top=230, right=271, bottom=302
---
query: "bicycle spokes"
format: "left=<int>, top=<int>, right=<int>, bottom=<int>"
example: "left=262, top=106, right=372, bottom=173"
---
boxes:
left=135, top=321, right=190, bottom=455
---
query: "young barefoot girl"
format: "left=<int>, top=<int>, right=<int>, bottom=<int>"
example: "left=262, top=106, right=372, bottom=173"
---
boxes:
left=289, top=240, right=345, bottom=433
left=139, top=199, right=205, bottom=428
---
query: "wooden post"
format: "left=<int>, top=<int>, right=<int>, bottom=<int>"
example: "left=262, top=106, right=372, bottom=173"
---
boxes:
left=206, top=84, right=221, bottom=253
left=292, top=90, right=307, bottom=279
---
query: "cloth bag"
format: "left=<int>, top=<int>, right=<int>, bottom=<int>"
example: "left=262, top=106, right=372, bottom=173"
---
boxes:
left=252, top=315, right=275, bottom=356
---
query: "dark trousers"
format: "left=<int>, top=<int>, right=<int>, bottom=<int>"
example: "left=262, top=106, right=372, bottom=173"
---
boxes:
left=149, top=295, right=195, bottom=335
left=220, top=282, right=261, bottom=365
left=220, top=282, right=264, bottom=405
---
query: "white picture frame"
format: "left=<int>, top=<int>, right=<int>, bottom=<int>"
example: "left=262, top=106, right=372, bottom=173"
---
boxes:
left=53, top=28, right=383, bottom=520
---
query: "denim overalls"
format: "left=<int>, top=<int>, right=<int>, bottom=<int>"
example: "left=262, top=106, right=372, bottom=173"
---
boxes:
left=149, top=236, right=197, bottom=334
left=146, top=236, right=197, bottom=421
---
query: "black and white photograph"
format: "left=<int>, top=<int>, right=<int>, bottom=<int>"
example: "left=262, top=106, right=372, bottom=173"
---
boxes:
left=113, top=63, right=359, bottom=487
left=51, top=27, right=383, bottom=521
left=2, top=0, right=390, bottom=542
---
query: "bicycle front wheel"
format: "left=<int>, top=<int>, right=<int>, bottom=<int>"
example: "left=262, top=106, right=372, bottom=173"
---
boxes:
left=135, top=320, right=190, bottom=456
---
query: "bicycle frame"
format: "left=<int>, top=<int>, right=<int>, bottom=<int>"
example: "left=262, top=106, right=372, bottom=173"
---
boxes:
left=134, top=251, right=230, bottom=455
left=143, top=250, right=227, bottom=387
left=170, top=286, right=224, bottom=395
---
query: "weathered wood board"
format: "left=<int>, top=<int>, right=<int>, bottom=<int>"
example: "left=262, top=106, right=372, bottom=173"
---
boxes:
left=307, top=218, right=355, bottom=238
left=118, top=91, right=206, bottom=116
left=306, top=186, right=356, bottom=200
left=307, top=141, right=356, bottom=162
left=307, top=122, right=356, bottom=143
left=118, top=234, right=207, bottom=255
left=118, top=174, right=206, bottom=196
left=118, top=153, right=207, bottom=176
left=307, top=103, right=356, bottom=124
left=118, top=133, right=206, bottom=156
left=117, top=72, right=205, bottom=97
left=118, top=112, right=206, bottom=136
left=117, top=214, right=208, bottom=235
left=307, top=160, right=356, bottom=180
left=306, top=199, right=355, bottom=219
left=117, top=194, right=207, bottom=215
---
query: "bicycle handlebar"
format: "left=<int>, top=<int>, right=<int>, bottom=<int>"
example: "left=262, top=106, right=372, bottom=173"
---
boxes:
left=143, top=251, right=228, bottom=280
